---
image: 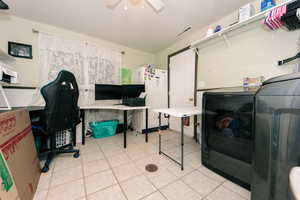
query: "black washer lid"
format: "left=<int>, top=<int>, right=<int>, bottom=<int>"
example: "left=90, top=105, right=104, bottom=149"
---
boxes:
left=263, top=73, right=300, bottom=85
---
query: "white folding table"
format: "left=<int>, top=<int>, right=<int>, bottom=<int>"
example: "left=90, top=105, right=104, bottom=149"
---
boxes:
left=153, top=107, right=202, bottom=170
left=80, top=104, right=150, bottom=148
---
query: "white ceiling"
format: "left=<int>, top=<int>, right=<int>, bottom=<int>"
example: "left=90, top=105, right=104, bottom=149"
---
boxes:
left=6, top=0, right=251, bottom=53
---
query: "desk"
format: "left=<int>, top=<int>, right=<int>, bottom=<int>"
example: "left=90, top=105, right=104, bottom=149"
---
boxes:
left=3, top=105, right=150, bottom=148
left=153, top=107, right=201, bottom=170
left=80, top=105, right=150, bottom=148
left=0, top=106, right=45, bottom=112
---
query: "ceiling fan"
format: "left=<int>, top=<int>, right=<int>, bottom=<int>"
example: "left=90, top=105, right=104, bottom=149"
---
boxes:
left=0, top=0, right=9, bottom=9
left=106, top=0, right=165, bottom=12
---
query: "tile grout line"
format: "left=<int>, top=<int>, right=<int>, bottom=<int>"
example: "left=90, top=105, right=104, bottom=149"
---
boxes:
left=42, top=132, right=248, bottom=200
left=155, top=132, right=209, bottom=200
left=156, top=167, right=198, bottom=197
left=201, top=182, right=224, bottom=200
left=44, top=158, right=57, bottom=200
left=220, top=181, right=249, bottom=200
left=98, top=141, right=129, bottom=200
left=84, top=183, right=120, bottom=199
left=135, top=157, right=167, bottom=200
left=137, top=133, right=192, bottom=200
left=35, top=132, right=164, bottom=199
left=46, top=153, right=86, bottom=199
left=107, top=132, right=172, bottom=200
left=135, top=132, right=198, bottom=199
left=80, top=146, right=89, bottom=200
left=194, top=166, right=250, bottom=200
left=179, top=167, right=223, bottom=200
left=45, top=151, right=197, bottom=199
left=44, top=166, right=84, bottom=190
left=156, top=132, right=199, bottom=200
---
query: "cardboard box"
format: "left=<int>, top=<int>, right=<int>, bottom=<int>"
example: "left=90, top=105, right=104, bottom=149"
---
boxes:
left=0, top=109, right=40, bottom=200
left=239, top=3, right=255, bottom=22
left=0, top=151, right=20, bottom=200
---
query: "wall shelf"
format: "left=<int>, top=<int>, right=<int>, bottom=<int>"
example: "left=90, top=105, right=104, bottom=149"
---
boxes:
left=0, top=48, right=16, bottom=63
left=190, top=0, right=295, bottom=49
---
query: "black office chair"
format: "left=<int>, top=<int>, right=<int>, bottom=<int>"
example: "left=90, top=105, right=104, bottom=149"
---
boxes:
left=40, top=70, right=80, bottom=173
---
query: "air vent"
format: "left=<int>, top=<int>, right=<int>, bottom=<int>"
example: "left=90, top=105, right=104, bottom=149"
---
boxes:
left=177, top=26, right=191, bottom=37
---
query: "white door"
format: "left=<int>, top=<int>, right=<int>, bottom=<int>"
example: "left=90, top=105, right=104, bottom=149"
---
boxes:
left=169, top=49, right=196, bottom=137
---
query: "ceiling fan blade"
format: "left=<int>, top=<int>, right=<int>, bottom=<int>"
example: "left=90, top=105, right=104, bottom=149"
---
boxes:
left=106, top=0, right=122, bottom=9
left=130, top=0, right=141, bottom=6
left=0, top=0, right=9, bottom=10
left=146, top=0, right=164, bottom=12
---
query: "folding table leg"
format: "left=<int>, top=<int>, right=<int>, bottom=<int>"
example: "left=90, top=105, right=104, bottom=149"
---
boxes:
left=158, top=112, right=162, bottom=155
left=123, top=110, right=128, bottom=149
left=145, top=108, right=149, bottom=143
left=81, top=109, right=85, bottom=145
left=181, top=117, right=184, bottom=171
left=73, top=126, right=76, bottom=146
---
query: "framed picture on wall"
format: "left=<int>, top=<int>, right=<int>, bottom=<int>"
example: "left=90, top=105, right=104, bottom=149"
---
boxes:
left=8, top=42, right=33, bottom=59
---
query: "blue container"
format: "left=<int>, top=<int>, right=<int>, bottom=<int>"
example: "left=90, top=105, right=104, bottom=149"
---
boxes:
left=89, top=120, right=118, bottom=139
left=261, top=0, right=276, bottom=11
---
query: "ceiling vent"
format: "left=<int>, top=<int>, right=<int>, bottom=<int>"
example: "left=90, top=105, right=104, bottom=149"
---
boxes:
left=177, top=26, right=191, bottom=37
left=0, top=0, right=9, bottom=10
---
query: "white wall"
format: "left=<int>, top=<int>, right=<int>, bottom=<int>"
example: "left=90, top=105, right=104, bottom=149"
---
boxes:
left=156, top=0, right=300, bottom=89
left=0, top=14, right=155, bottom=87
left=1, top=0, right=298, bottom=90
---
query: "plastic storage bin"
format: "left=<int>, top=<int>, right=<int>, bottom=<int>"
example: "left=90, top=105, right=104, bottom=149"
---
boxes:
left=89, top=120, right=118, bottom=139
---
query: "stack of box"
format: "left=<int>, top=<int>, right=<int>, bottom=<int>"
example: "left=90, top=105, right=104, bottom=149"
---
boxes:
left=0, top=110, right=41, bottom=200
left=239, top=3, right=256, bottom=22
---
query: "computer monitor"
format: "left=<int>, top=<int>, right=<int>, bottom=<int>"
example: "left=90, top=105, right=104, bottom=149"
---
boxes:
left=122, top=84, right=145, bottom=99
left=95, top=84, right=123, bottom=100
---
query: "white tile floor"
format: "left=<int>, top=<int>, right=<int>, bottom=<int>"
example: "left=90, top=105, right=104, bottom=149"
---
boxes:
left=34, top=131, right=251, bottom=200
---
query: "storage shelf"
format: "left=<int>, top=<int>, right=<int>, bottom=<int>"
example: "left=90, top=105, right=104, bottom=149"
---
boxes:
left=0, top=48, right=15, bottom=62
left=190, top=0, right=295, bottom=49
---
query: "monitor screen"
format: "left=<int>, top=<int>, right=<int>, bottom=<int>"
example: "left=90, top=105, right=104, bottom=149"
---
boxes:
left=95, top=84, right=123, bottom=100
left=122, top=85, right=145, bottom=99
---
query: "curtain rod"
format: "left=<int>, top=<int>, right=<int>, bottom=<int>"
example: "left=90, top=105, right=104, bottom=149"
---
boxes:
left=32, top=28, right=125, bottom=55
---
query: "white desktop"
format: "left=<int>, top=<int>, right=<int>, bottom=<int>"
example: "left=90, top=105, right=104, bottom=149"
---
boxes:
left=0, top=62, right=18, bottom=110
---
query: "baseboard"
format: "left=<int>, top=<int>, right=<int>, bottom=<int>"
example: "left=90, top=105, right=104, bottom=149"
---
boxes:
left=142, top=125, right=169, bottom=134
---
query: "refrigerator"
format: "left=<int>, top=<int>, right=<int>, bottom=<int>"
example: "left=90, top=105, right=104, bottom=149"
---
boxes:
left=132, top=67, right=168, bottom=133
left=252, top=73, right=300, bottom=200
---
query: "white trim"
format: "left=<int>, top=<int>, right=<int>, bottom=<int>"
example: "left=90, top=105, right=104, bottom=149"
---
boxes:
left=0, top=85, right=11, bottom=110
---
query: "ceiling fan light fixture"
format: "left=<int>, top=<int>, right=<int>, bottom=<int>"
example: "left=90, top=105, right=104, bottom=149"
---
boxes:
left=106, top=0, right=165, bottom=12
left=106, top=0, right=122, bottom=8
left=130, top=0, right=141, bottom=6
left=0, top=0, right=9, bottom=9
left=124, top=0, right=128, bottom=10
left=146, top=0, right=164, bottom=12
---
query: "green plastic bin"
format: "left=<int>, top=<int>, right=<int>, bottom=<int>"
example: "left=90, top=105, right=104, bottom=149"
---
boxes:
left=89, top=120, right=118, bottom=139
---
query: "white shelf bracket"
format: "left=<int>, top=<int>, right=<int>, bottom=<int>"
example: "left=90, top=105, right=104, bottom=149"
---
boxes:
left=0, top=85, right=11, bottom=111
left=222, top=34, right=231, bottom=47
left=192, top=47, right=199, bottom=56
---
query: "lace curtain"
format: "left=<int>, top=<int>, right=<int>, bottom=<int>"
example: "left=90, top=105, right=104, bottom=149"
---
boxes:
left=33, top=33, right=124, bottom=127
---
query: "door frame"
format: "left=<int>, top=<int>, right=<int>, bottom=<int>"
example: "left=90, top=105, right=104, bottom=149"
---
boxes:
left=167, top=46, right=199, bottom=141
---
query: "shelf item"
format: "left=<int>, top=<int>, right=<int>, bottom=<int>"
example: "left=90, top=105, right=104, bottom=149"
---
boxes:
left=0, top=48, right=15, bottom=62
left=0, top=85, right=11, bottom=110
left=190, top=0, right=296, bottom=49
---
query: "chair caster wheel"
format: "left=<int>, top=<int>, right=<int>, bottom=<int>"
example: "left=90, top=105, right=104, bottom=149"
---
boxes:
left=41, top=166, right=49, bottom=173
left=73, top=152, right=80, bottom=158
